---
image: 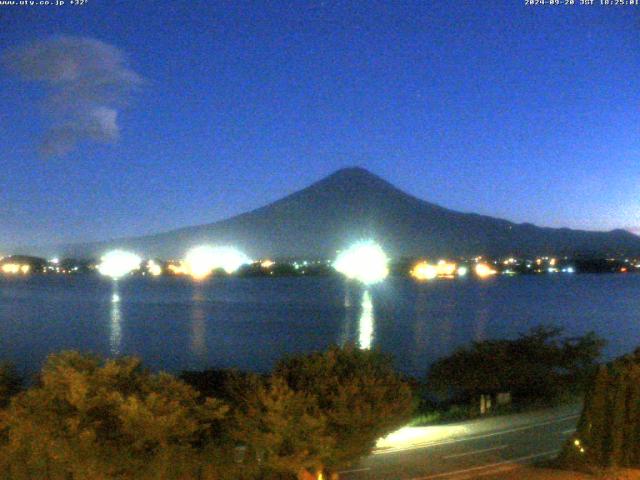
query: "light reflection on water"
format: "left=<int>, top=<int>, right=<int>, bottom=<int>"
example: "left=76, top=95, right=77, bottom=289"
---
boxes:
left=474, top=286, right=490, bottom=343
left=412, top=285, right=429, bottom=365
left=190, top=288, right=207, bottom=362
left=339, top=284, right=354, bottom=345
left=0, top=275, right=639, bottom=377
left=109, top=283, right=122, bottom=356
left=339, top=284, right=376, bottom=349
left=358, top=290, right=374, bottom=349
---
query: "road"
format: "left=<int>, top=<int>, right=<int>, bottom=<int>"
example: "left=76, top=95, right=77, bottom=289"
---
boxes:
left=339, top=404, right=581, bottom=480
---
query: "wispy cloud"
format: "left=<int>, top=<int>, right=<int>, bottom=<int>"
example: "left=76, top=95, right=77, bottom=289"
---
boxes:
left=3, top=36, right=143, bottom=156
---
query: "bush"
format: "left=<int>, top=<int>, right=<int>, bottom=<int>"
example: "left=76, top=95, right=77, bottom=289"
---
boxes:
left=0, top=351, right=227, bottom=480
left=231, top=376, right=333, bottom=479
left=427, top=326, right=604, bottom=405
left=274, top=344, right=414, bottom=469
left=0, top=346, right=414, bottom=479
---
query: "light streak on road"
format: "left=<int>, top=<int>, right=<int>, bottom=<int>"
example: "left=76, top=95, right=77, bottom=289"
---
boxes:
left=374, top=413, right=580, bottom=454
left=340, top=407, right=581, bottom=480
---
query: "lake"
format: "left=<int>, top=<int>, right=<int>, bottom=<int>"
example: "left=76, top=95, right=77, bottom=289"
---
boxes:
left=0, top=274, right=638, bottom=378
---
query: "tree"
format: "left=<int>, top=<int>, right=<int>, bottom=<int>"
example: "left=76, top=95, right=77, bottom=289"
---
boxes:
left=274, top=344, right=414, bottom=469
left=0, top=351, right=228, bottom=479
left=560, top=331, right=606, bottom=390
left=180, top=367, right=258, bottom=406
left=231, top=376, right=333, bottom=479
left=560, top=348, right=640, bottom=469
left=427, top=327, right=604, bottom=404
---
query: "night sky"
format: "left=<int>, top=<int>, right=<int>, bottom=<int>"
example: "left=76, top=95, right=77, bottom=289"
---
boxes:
left=1, top=1, right=638, bottom=251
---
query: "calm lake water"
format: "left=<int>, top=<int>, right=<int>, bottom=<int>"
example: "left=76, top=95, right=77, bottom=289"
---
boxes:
left=0, top=274, right=638, bottom=377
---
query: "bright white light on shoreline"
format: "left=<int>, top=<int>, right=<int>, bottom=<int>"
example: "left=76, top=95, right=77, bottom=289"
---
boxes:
left=457, top=266, right=468, bottom=277
left=334, top=241, right=389, bottom=285
left=184, top=246, right=251, bottom=280
left=147, top=260, right=162, bottom=276
left=97, top=250, right=141, bottom=279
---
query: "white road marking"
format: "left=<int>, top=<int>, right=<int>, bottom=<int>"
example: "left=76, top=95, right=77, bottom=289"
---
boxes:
left=375, top=414, right=579, bottom=454
left=443, top=444, right=508, bottom=460
left=338, top=467, right=371, bottom=474
left=410, top=449, right=560, bottom=480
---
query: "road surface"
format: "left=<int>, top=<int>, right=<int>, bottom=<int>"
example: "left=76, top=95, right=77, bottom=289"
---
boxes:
left=340, top=404, right=581, bottom=480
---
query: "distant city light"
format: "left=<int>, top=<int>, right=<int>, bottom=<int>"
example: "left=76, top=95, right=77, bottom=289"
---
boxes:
left=411, top=260, right=458, bottom=281
left=457, top=266, right=468, bottom=277
left=97, top=250, right=141, bottom=279
left=184, top=246, right=251, bottom=280
left=474, top=263, right=497, bottom=278
left=50, top=258, right=59, bottom=265
left=147, top=260, right=162, bottom=277
left=411, top=261, right=438, bottom=281
left=436, top=260, right=457, bottom=277
left=334, top=241, right=389, bottom=285
left=1, top=263, right=30, bottom=275
left=166, top=262, right=188, bottom=275
left=260, top=259, right=275, bottom=268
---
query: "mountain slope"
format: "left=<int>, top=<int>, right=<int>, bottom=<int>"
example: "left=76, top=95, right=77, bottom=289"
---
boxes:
left=49, top=167, right=640, bottom=259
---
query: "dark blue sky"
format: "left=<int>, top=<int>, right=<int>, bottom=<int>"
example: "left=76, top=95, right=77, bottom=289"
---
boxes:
left=1, top=1, right=639, bottom=250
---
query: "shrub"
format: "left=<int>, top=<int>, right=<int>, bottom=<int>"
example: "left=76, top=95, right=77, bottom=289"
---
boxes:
left=427, top=326, right=604, bottom=404
left=0, top=351, right=227, bottom=480
left=274, top=344, right=414, bottom=469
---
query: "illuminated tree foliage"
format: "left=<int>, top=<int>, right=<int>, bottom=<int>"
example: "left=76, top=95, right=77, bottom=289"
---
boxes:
left=231, top=375, right=334, bottom=478
left=0, top=351, right=227, bottom=480
left=0, top=347, right=413, bottom=479
left=274, top=344, right=414, bottom=469
left=560, top=348, right=640, bottom=469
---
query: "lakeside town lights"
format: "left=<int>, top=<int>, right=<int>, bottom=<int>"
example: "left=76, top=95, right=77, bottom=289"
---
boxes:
left=475, top=262, right=498, bottom=278
left=1, top=263, right=30, bottom=275
left=184, top=245, right=251, bottom=280
left=410, top=260, right=458, bottom=281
